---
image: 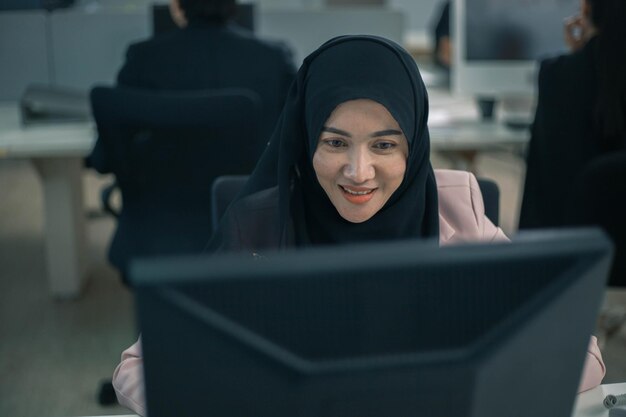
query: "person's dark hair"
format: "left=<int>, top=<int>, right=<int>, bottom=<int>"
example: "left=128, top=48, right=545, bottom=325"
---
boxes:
left=587, top=0, right=626, bottom=146
left=178, top=0, right=237, bottom=24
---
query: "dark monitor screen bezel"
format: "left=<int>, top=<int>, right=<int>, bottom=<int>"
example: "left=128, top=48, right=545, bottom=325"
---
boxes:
left=131, top=228, right=612, bottom=417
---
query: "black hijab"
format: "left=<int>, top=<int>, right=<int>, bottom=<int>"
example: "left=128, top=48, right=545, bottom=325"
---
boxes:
left=212, top=35, right=439, bottom=250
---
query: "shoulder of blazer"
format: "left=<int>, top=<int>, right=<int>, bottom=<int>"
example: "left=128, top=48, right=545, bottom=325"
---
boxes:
left=538, top=39, right=596, bottom=92
left=434, top=169, right=476, bottom=191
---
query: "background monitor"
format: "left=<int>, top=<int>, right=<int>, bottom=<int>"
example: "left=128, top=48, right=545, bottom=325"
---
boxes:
left=131, top=228, right=611, bottom=417
left=452, top=0, right=577, bottom=98
left=0, top=0, right=73, bottom=10
left=152, top=2, right=255, bottom=35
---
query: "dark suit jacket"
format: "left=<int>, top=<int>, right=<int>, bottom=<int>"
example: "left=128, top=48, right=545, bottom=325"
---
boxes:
left=519, top=37, right=603, bottom=229
left=116, top=21, right=296, bottom=140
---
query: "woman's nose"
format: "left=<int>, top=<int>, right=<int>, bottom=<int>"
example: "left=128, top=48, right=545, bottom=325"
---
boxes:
left=343, top=148, right=375, bottom=183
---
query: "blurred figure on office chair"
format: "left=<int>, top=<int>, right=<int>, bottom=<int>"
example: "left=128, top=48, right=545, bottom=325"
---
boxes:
left=92, top=0, right=296, bottom=406
left=519, top=0, right=626, bottom=230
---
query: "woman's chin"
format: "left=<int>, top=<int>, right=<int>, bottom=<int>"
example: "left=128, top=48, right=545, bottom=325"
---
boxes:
left=336, top=208, right=376, bottom=224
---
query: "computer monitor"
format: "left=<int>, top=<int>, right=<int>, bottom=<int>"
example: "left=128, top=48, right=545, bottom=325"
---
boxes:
left=452, top=0, right=576, bottom=99
left=152, top=2, right=255, bottom=35
left=0, top=0, right=73, bottom=11
left=130, top=228, right=612, bottom=417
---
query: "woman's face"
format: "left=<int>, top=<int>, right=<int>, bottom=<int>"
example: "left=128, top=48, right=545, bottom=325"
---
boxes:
left=312, top=99, right=409, bottom=223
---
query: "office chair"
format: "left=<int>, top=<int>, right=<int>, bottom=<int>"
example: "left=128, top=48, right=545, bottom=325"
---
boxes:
left=477, top=177, right=500, bottom=227
left=89, top=86, right=262, bottom=281
left=565, top=152, right=626, bottom=287
left=210, top=175, right=501, bottom=230
left=210, top=175, right=250, bottom=230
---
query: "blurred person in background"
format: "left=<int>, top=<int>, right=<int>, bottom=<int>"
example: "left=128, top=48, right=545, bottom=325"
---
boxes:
left=116, top=0, right=296, bottom=140
left=519, top=0, right=626, bottom=229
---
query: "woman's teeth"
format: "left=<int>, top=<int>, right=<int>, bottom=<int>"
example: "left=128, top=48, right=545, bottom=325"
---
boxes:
left=341, top=186, right=374, bottom=195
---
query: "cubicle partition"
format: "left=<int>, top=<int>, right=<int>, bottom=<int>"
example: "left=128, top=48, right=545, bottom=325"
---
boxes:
left=0, top=11, right=50, bottom=100
left=50, top=9, right=150, bottom=90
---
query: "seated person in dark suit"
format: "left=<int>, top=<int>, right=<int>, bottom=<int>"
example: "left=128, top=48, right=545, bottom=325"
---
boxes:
left=116, top=0, right=296, bottom=140
left=93, top=1, right=295, bottom=404
left=519, top=0, right=626, bottom=229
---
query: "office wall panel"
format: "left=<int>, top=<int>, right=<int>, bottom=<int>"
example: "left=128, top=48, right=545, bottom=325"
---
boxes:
left=41, top=5, right=404, bottom=92
left=0, top=11, right=50, bottom=100
left=257, top=9, right=404, bottom=64
left=50, top=9, right=149, bottom=90
left=388, top=0, right=440, bottom=33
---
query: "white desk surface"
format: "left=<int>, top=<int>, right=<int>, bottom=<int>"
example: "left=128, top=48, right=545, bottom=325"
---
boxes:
left=428, top=88, right=530, bottom=151
left=573, top=382, right=626, bottom=417
left=0, top=104, right=94, bottom=158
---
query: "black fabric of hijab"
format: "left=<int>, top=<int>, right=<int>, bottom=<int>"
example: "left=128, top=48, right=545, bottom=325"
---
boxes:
left=211, top=35, right=439, bottom=250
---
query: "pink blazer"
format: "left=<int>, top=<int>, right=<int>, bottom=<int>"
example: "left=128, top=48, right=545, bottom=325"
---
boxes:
left=112, top=169, right=605, bottom=415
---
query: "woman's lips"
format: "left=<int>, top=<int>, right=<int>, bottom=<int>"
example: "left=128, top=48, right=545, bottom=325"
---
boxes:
left=339, top=185, right=376, bottom=204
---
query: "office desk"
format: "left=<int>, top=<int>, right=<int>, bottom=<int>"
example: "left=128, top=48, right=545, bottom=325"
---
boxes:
left=0, top=103, right=95, bottom=298
left=430, top=118, right=528, bottom=151
left=573, top=383, right=626, bottom=417
left=428, top=88, right=530, bottom=153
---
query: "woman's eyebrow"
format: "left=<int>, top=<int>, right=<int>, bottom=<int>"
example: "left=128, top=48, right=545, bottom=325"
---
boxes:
left=321, top=127, right=403, bottom=138
left=371, top=129, right=403, bottom=137
left=321, top=126, right=351, bottom=137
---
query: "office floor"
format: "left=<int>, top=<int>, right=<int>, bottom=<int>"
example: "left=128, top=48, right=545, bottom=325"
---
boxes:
left=1, top=150, right=625, bottom=417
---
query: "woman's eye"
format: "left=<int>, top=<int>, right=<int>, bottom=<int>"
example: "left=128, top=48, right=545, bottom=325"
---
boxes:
left=324, top=139, right=346, bottom=148
left=373, top=142, right=396, bottom=150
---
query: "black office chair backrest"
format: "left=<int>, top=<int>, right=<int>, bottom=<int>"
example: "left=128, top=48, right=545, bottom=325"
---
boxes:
left=476, top=177, right=500, bottom=228
left=90, top=86, right=262, bottom=277
left=211, top=175, right=250, bottom=230
left=211, top=175, right=500, bottom=231
left=565, top=152, right=626, bottom=287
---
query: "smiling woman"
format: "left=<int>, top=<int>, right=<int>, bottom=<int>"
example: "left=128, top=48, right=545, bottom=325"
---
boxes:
left=112, top=35, right=606, bottom=415
left=313, top=99, right=409, bottom=223
left=207, top=35, right=447, bottom=247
